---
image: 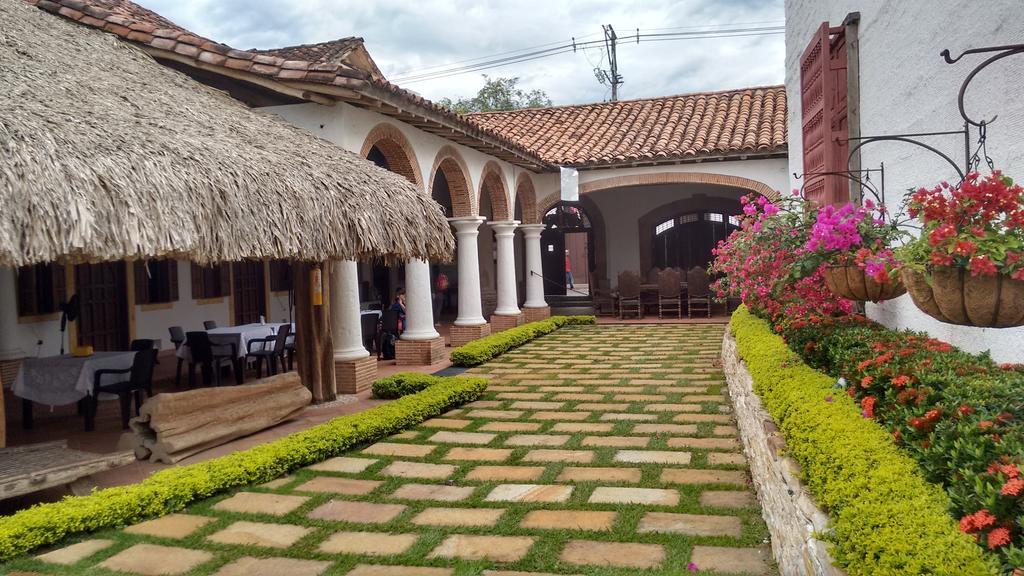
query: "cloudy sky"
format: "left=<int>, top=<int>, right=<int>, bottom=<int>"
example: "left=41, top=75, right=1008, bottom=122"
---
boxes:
left=136, top=0, right=784, bottom=106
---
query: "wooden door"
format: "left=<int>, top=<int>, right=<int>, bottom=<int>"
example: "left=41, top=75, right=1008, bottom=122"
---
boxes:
left=233, top=260, right=266, bottom=325
left=540, top=228, right=566, bottom=295
left=75, top=262, right=129, bottom=352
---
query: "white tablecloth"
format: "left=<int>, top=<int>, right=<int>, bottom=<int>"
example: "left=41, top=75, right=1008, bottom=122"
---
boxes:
left=13, top=351, right=137, bottom=406
left=176, top=323, right=291, bottom=361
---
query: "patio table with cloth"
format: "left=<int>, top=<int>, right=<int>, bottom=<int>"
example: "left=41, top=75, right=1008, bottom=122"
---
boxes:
left=176, top=323, right=290, bottom=361
left=13, top=351, right=137, bottom=428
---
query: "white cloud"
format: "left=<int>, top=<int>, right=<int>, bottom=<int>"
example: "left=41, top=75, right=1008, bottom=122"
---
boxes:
left=137, top=0, right=784, bottom=105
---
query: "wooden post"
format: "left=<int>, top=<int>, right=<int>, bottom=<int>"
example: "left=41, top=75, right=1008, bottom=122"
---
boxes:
left=293, top=261, right=336, bottom=403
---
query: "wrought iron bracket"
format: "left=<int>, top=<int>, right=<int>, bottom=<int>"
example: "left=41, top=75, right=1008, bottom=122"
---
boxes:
left=845, top=128, right=969, bottom=182
left=942, top=43, right=1024, bottom=127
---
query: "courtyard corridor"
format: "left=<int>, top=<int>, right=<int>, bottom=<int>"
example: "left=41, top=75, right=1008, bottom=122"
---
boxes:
left=16, top=325, right=774, bottom=576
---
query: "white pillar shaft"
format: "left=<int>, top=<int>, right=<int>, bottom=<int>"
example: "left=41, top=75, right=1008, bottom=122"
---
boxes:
left=330, top=260, right=369, bottom=361
left=490, top=221, right=521, bottom=316
left=450, top=217, right=487, bottom=326
left=0, top=266, right=24, bottom=360
left=520, top=225, right=548, bottom=308
left=402, top=258, right=439, bottom=340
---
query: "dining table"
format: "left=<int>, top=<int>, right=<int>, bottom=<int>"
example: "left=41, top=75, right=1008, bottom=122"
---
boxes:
left=175, top=323, right=292, bottom=361
left=13, top=350, right=137, bottom=429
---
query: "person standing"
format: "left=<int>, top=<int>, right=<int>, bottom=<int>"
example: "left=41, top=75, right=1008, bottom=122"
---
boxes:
left=433, top=270, right=449, bottom=326
left=565, top=249, right=574, bottom=290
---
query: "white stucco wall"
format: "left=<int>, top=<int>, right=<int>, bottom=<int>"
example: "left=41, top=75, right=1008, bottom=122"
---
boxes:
left=785, top=0, right=1024, bottom=361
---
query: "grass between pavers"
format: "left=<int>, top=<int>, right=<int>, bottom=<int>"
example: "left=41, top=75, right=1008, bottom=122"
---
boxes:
left=3, top=324, right=768, bottom=576
left=0, top=375, right=487, bottom=563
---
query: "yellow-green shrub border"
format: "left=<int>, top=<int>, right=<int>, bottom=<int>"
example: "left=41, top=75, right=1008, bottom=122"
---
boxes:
left=0, top=376, right=487, bottom=561
left=731, top=306, right=993, bottom=575
left=450, top=315, right=595, bottom=367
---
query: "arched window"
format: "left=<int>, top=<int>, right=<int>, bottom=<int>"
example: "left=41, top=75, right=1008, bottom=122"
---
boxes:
left=652, top=211, right=740, bottom=270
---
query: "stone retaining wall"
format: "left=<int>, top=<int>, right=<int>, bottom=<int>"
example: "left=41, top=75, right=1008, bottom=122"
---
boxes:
left=721, top=329, right=845, bottom=576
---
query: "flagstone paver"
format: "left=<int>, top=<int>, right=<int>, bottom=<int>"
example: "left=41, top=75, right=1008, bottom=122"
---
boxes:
left=214, top=556, right=332, bottom=576
left=124, top=514, right=215, bottom=539
left=308, top=456, right=378, bottom=473
left=319, top=531, right=420, bottom=555
left=411, top=507, right=506, bottom=527
left=207, top=520, right=313, bottom=548
left=428, top=535, right=535, bottom=562
left=67, top=324, right=774, bottom=576
left=36, top=539, right=114, bottom=565
left=99, top=544, right=213, bottom=575
left=308, top=500, right=408, bottom=523
left=560, top=540, right=665, bottom=569
left=213, top=492, right=309, bottom=515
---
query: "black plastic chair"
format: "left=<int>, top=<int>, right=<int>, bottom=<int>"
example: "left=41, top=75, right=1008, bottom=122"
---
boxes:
left=361, top=313, right=379, bottom=355
left=87, top=344, right=157, bottom=431
left=203, top=320, right=218, bottom=330
left=168, top=326, right=186, bottom=387
left=246, top=324, right=291, bottom=378
left=185, top=331, right=238, bottom=387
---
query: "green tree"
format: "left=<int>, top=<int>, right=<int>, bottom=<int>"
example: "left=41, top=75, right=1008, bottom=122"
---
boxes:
left=439, top=75, right=552, bottom=113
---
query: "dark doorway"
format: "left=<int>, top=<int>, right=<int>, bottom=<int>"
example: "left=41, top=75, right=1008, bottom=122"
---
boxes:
left=541, top=203, right=593, bottom=296
left=75, top=262, right=129, bottom=351
left=233, top=260, right=266, bottom=325
left=652, top=211, right=740, bottom=271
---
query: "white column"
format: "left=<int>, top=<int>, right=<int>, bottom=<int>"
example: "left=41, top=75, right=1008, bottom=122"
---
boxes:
left=490, top=220, right=521, bottom=316
left=519, top=224, right=548, bottom=308
left=449, top=216, right=487, bottom=326
left=330, top=259, right=369, bottom=361
left=402, top=258, right=439, bottom=340
left=0, top=266, right=24, bottom=360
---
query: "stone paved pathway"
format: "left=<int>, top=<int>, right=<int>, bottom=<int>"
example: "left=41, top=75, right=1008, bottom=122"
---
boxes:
left=11, top=324, right=774, bottom=576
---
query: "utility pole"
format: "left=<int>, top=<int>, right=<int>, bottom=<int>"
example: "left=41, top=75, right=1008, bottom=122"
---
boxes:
left=598, top=24, right=623, bottom=101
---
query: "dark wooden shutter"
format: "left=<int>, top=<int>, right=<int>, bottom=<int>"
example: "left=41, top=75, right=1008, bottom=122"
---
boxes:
left=53, top=263, right=66, bottom=308
left=191, top=263, right=203, bottom=299
left=168, top=261, right=179, bottom=302
left=134, top=260, right=150, bottom=305
left=800, top=22, right=850, bottom=206
left=219, top=264, right=230, bottom=297
left=16, top=265, right=36, bottom=316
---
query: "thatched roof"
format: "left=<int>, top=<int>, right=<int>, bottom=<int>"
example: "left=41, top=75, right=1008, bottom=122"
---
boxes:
left=0, top=0, right=454, bottom=266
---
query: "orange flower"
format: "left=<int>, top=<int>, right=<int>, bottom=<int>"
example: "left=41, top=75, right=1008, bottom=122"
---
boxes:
left=1001, top=478, right=1024, bottom=497
left=860, top=376, right=874, bottom=388
left=987, top=527, right=1011, bottom=549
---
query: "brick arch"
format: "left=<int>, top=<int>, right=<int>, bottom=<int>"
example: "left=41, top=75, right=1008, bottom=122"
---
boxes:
left=579, top=171, right=780, bottom=201
left=428, top=146, right=474, bottom=218
left=478, top=161, right=510, bottom=221
left=359, top=122, right=423, bottom=188
left=514, top=172, right=539, bottom=224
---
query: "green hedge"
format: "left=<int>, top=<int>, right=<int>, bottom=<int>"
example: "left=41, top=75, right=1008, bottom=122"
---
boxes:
left=450, top=315, right=595, bottom=367
left=0, top=376, right=486, bottom=561
left=730, top=306, right=994, bottom=576
left=372, top=372, right=450, bottom=399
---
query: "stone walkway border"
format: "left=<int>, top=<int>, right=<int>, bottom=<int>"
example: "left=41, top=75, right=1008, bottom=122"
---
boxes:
left=722, top=329, right=844, bottom=576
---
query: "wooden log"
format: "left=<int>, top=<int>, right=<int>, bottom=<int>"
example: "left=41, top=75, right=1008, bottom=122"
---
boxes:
left=293, top=261, right=336, bottom=403
left=128, top=372, right=312, bottom=463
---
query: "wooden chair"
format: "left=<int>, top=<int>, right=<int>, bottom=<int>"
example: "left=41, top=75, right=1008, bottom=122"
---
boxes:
left=203, top=320, right=218, bottom=330
left=361, top=313, right=379, bottom=355
left=617, top=271, right=642, bottom=319
left=87, top=344, right=157, bottom=431
left=591, top=278, right=616, bottom=316
left=687, top=267, right=712, bottom=318
left=379, top=309, right=401, bottom=360
left=658, top=268, right=683, bottom=318
left=185, top=331, right=237, bottom=387
left=645, top=267, right=662, bottom=284
left=168, top=326, right=186, bottom=387
left=246, top=324, right=291, bottom=378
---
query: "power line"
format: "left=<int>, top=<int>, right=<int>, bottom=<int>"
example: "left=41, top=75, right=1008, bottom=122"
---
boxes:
left=391, top=24, right=783, bottom=84
left=392, top=32, right=603, bottom=76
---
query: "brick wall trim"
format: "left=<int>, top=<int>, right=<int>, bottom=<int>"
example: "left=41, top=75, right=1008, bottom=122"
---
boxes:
left=479, top=160, right=511, bottom=221
left=515, top=172, right=539, bottom=224
left=429, top=145, right=475, bottom=218
left=359, top=122, right=424, bottom=188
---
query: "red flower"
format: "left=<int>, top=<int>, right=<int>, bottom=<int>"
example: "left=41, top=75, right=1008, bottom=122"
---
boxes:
left=973, top=510, right=997, bottom=530
left=892, top=375, right=911, bottom=388
left=969, top=255, right=998, bottom=276
left=861, top=396, right=876, bottom=419
left=860, top=375, right=873, bottom=388
left=957, top=404, right=974, bottom=416
left=1001, top=478, right=1024, bottom=496
left=987, top=527, right=1011, bottom=549
left=980, top=420, right=994, bottom=430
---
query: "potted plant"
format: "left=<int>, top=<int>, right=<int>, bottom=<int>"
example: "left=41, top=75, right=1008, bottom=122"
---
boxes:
left=799, top=199, right=907, bottom=302
left=899, top=171, right=1024, bottom=327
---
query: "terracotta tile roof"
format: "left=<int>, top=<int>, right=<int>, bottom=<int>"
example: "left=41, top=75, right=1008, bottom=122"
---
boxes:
left=251, top=39, right=363, bottom=67
left=467, top=86, right=788, bottom=167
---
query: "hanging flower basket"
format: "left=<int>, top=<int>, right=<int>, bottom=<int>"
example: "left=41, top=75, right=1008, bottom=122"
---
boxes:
left=822, top=264, right=907, bottom=302
left=901, top=267, right=1024, bottom=327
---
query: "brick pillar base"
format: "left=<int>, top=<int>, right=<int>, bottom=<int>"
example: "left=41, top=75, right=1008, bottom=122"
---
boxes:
left=490, top=313, right=525, bottom=333
left=396, top=336, right=446, bottom=366
left=0, top=358, right=22, bottom=388
left=450, top=323, right=491, bottom=347
left=334, top=355, right=377, bottom=395
left=522, top=306, right=551, bottom=323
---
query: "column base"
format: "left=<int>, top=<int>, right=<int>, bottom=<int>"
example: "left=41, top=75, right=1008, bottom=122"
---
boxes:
left=334, top=355, right=377, bottom=395
left=396, top=336, right=446, bottom=366
left=522, top=306, right=551, bottom=323
left=450, top=323, right=491, bottom=347
left=490, top=313, right=525, bottom=333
